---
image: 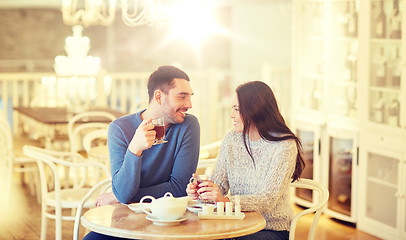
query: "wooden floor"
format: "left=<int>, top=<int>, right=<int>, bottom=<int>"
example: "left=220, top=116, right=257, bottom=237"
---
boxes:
left=0, top=176, right=381, bottom=240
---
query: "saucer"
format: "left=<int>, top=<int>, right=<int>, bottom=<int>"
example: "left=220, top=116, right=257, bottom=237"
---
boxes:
left=187, top=202, right=216, bottom=214
left=146, top=214, right=187, bottom=225
left=127, top=203, right=151, bottom=213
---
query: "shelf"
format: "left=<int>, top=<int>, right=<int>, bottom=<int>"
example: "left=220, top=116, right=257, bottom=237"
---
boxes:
left=367, top=176, right=397, bottom=189
left=369, top=86, right=401, bottom=94
left=370, top=38, right=402, bottom=45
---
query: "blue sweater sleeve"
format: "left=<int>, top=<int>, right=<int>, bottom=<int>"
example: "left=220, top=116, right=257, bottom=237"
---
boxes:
left=108, top=113, right=200, bottom=204
left=132, top=117, right=200, bottom=201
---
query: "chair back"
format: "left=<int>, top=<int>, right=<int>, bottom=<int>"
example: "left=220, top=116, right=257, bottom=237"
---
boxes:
left=196, top=158, right=217, bottom=176
left=23, top=145, right=109, bottom=240
left=67, top=111, right=116, bottom=153
left=199, top=140, right=222, bottom=159
left=289, top=178, right=329, bottom=240
left=0, top=113, right=13, bottom=163
left=82, top=128, right=108, bottom=154
left=23, top=145, right=109, bottom=195
left=0, top=113, right=13, bottom=213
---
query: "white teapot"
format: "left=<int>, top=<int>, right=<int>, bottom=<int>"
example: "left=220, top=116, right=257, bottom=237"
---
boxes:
left=140, top=192, right=188, bottom=220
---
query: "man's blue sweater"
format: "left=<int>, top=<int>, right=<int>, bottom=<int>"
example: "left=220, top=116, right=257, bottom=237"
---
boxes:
left=108, top=110, right=200, bottom=203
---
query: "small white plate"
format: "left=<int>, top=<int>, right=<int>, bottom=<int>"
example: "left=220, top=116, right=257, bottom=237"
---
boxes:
left=146, top=214, right=187, bottom=225
left=127, top=203, right=151, bottom=213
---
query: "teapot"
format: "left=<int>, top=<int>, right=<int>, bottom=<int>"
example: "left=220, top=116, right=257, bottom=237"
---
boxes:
left=140, top=192, right=188, bottom=220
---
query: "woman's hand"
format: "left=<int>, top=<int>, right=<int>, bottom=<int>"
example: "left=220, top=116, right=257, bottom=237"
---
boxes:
left=186, top=173, right=200, bottom=200
left=95, top=192, right=120, bottom=207
left=197, top=180, right=230, bottom=203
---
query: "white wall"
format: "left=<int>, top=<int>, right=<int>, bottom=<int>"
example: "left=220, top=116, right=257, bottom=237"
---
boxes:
left=230, top=0, right=292, bottom=81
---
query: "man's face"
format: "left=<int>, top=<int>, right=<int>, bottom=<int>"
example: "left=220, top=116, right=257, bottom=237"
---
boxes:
left=161, top=78, right=193, bottom=125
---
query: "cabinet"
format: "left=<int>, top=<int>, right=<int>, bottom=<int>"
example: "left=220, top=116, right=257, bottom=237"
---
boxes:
left=293, top=0, right=406, bottom=232
left=292, top=0, right=360, bottom=223
left=355, top=0, right=406, bottom=238
left=358, top=132, right=406, bottom=240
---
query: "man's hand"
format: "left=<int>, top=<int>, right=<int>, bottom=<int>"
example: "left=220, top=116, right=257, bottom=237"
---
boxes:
left=95, top=192, right=120, bottom=207
left=128, top=118, right=156, bottom=156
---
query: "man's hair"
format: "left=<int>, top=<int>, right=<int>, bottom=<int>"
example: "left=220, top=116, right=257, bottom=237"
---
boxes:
left=147, top=65, right=190, bottom=102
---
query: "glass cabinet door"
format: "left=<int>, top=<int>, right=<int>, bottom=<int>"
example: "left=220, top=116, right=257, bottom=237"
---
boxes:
left=368, top=0, right=403, bottom=127
left=325, top=124, right=358, bottom=223
left=365, top=152, right=398, bottom=228
left=296, top=1, right=326, bottom=114
left=328, top=0, right=359, bottom=120
left=328, top=137, right=354, bottom=217
left=296, top=129, right=315, bottom=202
left=292, top=119, right=323, bottom=208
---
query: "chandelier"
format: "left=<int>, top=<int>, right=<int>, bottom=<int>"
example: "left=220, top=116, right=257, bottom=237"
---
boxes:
left=54, top=25, right=100, bottom=76
left=61, top=0, right=167, bottom=28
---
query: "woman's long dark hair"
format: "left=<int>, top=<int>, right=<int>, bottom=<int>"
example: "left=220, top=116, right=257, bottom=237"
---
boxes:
left=236, top=81, right=305, bottom=182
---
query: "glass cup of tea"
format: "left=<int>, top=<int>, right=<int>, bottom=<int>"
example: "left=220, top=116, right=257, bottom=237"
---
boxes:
left=189, top=175, right=213, bottom=204
left=152, top=117, right=167, bottom=145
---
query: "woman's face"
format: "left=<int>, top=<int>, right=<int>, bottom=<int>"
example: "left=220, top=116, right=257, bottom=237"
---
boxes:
left=231, top=94, right=243, bottom=133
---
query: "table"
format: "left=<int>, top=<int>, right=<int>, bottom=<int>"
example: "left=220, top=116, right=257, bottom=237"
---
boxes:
left=14, top=107, right=125, bottom=149
left=81, top=204, right=266, bottom=239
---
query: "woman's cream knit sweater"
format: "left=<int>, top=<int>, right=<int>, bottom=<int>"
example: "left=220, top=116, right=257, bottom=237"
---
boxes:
left=211, top=131, right=298, bottom=231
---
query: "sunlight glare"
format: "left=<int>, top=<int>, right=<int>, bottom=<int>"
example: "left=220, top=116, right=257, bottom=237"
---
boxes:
left=168, top=0, right=220, bottom=46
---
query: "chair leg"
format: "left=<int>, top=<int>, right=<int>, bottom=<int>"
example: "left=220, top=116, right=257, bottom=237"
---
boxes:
left=55, top=206, right=62, bottom=240
left=27, top=172, right=36, bottom=196
left=40, top=204, right=47, bottom=240
left=34, top=169, right=41, bottom=203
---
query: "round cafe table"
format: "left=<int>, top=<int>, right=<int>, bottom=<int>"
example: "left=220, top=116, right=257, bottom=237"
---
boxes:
left=81, top=204, right=266, bottom=239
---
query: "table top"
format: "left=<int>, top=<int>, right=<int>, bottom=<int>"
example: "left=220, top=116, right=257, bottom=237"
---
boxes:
left=14, top=107, right=125, bottom=124
left=81, top=204, right=266, bottom=240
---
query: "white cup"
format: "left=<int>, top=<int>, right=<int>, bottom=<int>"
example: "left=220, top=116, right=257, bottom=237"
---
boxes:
left=202, top=205, right=214, bottom=215
left=216, top=202, right=224, bottom=215
left=226, top=202, right=233, bottom=215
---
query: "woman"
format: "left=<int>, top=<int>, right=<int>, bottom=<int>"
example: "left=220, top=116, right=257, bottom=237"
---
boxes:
left=187, top=81, right=305, bottom=240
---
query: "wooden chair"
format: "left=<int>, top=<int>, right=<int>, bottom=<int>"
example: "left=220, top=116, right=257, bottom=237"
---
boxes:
left=199, top=140, right=222, bottom=160
left=82, top=128, right=110, bottom=183
left=66, top=111, right=115, bottom=187
left=82, top=128, right=108, bottom=155
left=289, top=178, right=329, bottom=240
left=196, top=140, right=222, bottom=175
left=73, top=178, right=112, bottom=240
left=23, top=145, right=109, bottom=240
left=0, top=113, right=41, bottom=205
left=196, top=158, right=217, bottom=176
left=67, top=111, right=116, bottom=154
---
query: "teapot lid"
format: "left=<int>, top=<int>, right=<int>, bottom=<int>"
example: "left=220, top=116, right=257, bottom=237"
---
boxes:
left=155, top=192, right=178, bottom=204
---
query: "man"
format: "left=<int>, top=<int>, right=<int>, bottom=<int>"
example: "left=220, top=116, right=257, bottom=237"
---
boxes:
left=95, top=65, right=200, bottom=205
